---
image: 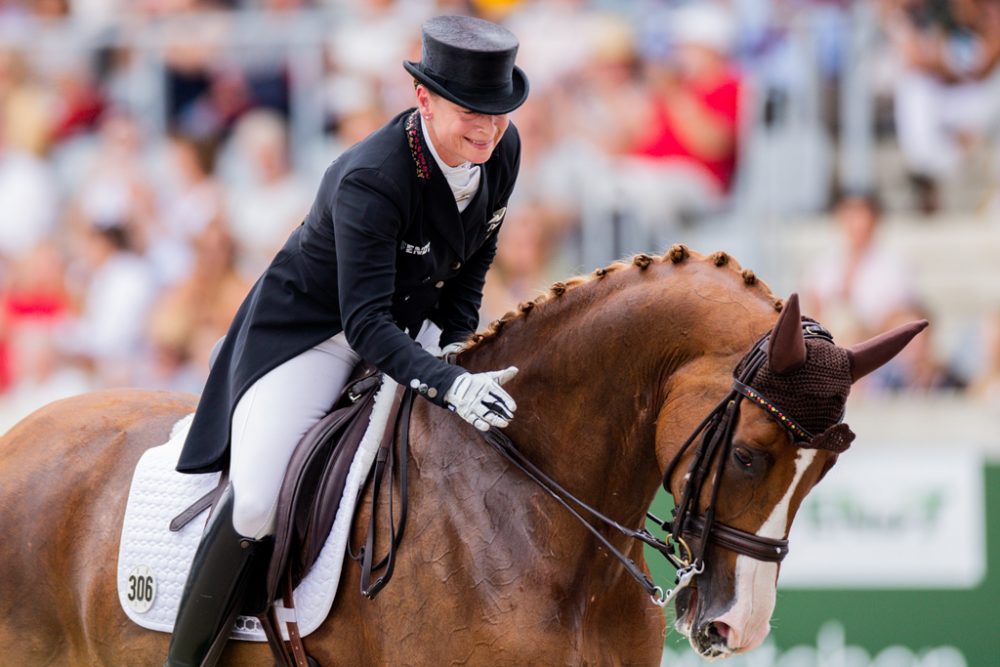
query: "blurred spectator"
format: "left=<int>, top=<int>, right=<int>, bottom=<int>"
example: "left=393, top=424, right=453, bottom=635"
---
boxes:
left=0, top=240, right=71, bottom=393
left=803, top=191, right=916, bottom=344
left=159, top=8, right=245, bottom=140
left=100, top=44, right=164, bottom=123
left=146, top=220, right=248, bottom=392
left=480, top=203, right=560, bottom=323
left=563, top=13, right=648, bottom=156
left=263, top=0, right=312, bottom=9
left=970, top=309, right=1000, bottom=401
left=146, top=132, right=224, bottom=285
left=507, top=89, right=580, bottom=243
left=31, top=0, right=70, bottom=18
left=505, top=0, right=596, bottom=91
left=866, top=302, right=967, bottom=392
left=57, top=220, right=156, bottom=387
left=332, top=103, right=387, bottom=154
left=509, top=12, right=643, bottom=263
left=881, top=0, right=1000, bottom=213
left=623, top=1, right=744, bottom=234
left=0, top=47, right=51, bottom=156
left=0, top=109, right=60, bottom=259
left=177, top=65, right=254, bottom=140
left=48, top=57, right=106, bottom=144
left=0, top=239, right=93, bottom=426
left=470, top=0, right=524, bottom=22
left=70, top=110, right=155, bottom=232
left=223, top=109, right=310, bottom=277
left=70, top=0, right=126, bottom=28
left=327, top=0, right=426, bottom=108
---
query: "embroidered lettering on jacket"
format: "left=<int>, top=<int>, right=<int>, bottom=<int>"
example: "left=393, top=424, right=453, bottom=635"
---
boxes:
left=401, top=240, right=431, bottom=255
left=486, top=207, right=506, bottom=233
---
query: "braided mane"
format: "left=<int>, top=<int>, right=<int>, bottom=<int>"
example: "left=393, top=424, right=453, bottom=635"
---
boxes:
left=466, top=244, right=783, bottom=349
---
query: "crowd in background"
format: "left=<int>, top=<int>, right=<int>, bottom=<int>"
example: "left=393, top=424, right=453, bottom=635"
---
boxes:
left=1, top=0, right=999, bottom=430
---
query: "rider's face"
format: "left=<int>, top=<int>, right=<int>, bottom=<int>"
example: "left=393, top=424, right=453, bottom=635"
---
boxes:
left=415, top=86, right=509, bottom=167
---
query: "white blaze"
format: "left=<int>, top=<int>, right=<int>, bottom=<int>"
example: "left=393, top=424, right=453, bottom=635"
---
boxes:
left=715, top=449, right=817, bottom=651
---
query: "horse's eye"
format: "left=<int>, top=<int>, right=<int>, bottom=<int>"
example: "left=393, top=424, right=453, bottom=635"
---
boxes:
left=732, top=447, right=754, bottom=469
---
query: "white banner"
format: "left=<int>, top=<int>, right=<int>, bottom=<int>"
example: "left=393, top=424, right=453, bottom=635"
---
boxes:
left=779, top=448, right=985, bottom=589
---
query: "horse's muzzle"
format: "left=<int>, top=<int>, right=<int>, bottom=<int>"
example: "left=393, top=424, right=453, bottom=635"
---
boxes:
left=692, top=620, right=735, bottom=660
left=674, top=587, right=740, bottom=660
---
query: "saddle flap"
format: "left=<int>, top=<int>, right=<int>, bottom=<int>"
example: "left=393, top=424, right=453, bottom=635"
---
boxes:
left=265, top=366, right=383, bottom=603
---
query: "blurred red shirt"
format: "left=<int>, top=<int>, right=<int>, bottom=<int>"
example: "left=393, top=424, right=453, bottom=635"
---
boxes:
left=0, top=291, right=70, bottom=393
left=632, top=70, right=742, bottom=193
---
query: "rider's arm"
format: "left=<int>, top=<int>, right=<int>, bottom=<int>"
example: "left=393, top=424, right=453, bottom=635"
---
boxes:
left=333, top=167, right=464, bottom=404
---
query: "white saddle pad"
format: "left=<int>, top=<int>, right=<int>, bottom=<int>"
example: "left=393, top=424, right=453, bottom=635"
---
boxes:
left=116, top=376, right=398, bottom=641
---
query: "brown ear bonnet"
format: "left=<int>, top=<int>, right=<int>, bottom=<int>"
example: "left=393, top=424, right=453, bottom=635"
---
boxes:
left=734, top=294, right=928, bottom=453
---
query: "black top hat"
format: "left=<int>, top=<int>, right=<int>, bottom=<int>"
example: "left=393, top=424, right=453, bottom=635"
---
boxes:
left=404, top=15, right=529, bottom=115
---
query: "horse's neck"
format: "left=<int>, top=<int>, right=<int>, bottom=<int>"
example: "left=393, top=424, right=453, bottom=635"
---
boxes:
left=460, top=263, right=774, bottom=526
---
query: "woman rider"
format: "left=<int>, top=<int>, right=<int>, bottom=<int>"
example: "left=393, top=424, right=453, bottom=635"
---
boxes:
left=165, top=15, right=528, bottom=666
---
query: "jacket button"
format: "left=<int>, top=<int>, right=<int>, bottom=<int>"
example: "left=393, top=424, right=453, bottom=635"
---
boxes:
left=451, top=261, right=461, bottom=270
left=427, top=387, right=438, bottom=399
left=403, top=295, right=411, bottom=301
left=435, top=281, right=445, bottom=288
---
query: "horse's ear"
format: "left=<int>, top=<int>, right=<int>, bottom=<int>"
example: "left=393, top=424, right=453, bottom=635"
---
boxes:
left=768, top=293, right=806, bottom=374
left=847, top=319, right=929, bottom=383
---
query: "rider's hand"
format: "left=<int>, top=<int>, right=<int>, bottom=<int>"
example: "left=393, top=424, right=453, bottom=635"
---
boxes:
left=444, top=367, right=518, bottom=431
left=440, top=342, right=465, bottom=358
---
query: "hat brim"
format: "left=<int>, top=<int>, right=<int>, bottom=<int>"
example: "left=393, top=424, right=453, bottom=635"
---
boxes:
left=403, top=60, right=529, bottom=115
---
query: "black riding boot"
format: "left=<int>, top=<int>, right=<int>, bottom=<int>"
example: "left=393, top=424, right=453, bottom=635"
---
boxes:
left=165, top=483, right=267, bottom=667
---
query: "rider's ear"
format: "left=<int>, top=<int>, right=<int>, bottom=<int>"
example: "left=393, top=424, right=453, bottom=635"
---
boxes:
left=767, top=293, right=806, bottom=375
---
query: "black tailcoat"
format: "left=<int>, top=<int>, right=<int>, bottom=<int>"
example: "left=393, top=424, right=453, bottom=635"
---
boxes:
left=177, top=109, right=520, bottom=473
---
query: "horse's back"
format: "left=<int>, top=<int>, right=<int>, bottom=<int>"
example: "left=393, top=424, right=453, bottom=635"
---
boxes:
left=0, top=388, right=196, bottom=500
left=0, top=389, right=196, bottom=665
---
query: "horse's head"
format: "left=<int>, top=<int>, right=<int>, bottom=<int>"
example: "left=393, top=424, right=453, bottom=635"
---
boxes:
left=659, top=294, right=927, bottom=660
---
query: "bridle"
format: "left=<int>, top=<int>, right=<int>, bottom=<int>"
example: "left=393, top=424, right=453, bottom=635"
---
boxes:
left=479, top=321, right=839, bottom=607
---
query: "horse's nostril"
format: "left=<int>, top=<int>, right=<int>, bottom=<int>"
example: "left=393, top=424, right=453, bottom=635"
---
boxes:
left=710, top=621, right=731, bottom=642
left=693, top=620, right=733, bottom=657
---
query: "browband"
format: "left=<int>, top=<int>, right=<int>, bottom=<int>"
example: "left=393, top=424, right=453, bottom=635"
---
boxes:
left=732, top=379, right=814, bottom=443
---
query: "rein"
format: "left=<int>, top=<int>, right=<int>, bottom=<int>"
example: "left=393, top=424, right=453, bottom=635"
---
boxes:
left=479, top=322, right=836, bottom=607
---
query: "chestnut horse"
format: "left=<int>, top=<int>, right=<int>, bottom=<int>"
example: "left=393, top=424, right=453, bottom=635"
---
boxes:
left=0, top=247, right=917, bottom=665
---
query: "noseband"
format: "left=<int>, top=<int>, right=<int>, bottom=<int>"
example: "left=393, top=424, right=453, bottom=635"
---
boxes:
left=478, top=322, right=840, bottom=607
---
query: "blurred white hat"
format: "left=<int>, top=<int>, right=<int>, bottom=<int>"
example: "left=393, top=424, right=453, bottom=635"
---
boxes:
left=671, top=2, right=737, bottom=54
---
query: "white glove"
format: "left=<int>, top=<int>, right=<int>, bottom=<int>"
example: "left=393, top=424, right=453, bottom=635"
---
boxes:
left=444, top=367, right=518, bottom=432
left=440, top=342, right=465, bottom=357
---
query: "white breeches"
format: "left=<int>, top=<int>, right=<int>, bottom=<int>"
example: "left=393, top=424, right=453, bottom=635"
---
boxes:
left=227, top=321, right=443, bottom=539
left=229, top=333, right=360, bottom=538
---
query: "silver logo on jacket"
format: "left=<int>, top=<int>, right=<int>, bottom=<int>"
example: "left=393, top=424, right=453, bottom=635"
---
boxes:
left=487, top=207, right=506, bottom=233
left=400, top=240, right=431, bottom=255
